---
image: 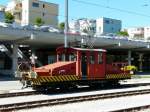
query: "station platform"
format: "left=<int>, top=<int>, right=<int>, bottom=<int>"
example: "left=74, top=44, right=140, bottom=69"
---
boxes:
left=0, top=75, right=23, bottom=93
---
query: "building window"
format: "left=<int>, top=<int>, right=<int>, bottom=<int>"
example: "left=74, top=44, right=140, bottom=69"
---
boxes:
left=43, top=4, right=45, bottom=8
left=112, top=27, right=114, bottom=31
left=43, top=12, right=45, bottom=16
left=111, top=20, right=114, bottom=24
left=105, top=20, right=110, bottom=24
left=48, top=55, right=56, bottom=64
left=99, top=27, right=101, bottom=32
left=32, top=2, right=39, bottom=7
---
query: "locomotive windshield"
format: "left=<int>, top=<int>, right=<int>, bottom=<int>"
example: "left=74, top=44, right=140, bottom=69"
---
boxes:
left=58, top=53, right=76, bottom=61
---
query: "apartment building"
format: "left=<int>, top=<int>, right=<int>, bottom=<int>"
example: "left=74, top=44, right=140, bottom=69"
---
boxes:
left=144, top=27, right=150, bottom=40
left=96, top=17, right=122, bottom=35
left=0, top=6, right=5, bottom=22
left=69, top=18, right=96, bottom=35
left=122, top=26, right=150, bottom=41
left=6, top=0, right=58, bottom=26
left=22, top=0, right=58, bottom=26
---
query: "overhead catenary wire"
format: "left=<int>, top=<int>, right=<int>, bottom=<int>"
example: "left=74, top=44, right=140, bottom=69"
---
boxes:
left=71, top=0, right=150, bottom=18
left=27, top=0, right=150, bottom=23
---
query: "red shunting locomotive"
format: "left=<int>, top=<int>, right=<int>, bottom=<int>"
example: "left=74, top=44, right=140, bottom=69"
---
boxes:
left=27, top=47, right=131, bottom=89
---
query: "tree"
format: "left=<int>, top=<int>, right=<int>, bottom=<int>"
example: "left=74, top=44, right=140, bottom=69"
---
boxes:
left=5, top=12, right=14, bottom=23
left=35, top=17, right=44, bottom=26
left=117, top=31, right=129, bottom=36
left=59, top=22, right=65, bottom=30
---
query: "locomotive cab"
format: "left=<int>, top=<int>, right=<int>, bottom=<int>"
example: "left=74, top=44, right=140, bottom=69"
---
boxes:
left=56, top=47, right=107, bottom=80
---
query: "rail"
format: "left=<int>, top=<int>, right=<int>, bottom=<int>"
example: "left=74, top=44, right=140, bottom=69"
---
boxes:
left=1, top=89, right=150, bottom=111
left=0, top=91, right=41, bottom=98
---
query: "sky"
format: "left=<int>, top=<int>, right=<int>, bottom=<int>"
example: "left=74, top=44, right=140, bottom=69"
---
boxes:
left=1, top=0, right=150, bottom=28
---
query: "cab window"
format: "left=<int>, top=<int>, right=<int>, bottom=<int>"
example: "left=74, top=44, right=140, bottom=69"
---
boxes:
left=98, top=52, right=103, bottom=64
left=58, top=53, right=76, bottom=61
left=90, top=52, right=95, bottom=64
left=69, top=53, right=76, bottom=61
left=58, top=54, right=65, bottom=61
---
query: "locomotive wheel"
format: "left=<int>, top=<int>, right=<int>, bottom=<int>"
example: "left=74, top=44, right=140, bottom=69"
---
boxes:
left=106, top=80, right=120, bottom=87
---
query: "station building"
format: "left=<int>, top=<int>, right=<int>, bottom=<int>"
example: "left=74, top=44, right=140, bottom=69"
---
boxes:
left=0, top=27, right=150, bottom=76
left=0, top=1, right=150, bottom=77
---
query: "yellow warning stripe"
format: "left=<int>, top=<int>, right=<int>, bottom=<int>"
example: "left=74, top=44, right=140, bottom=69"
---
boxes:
left=32, top=74, right=131, bottom=85
left=106, top=74, right=131, bottom=79
left=32, top=75, right=80, bottom=85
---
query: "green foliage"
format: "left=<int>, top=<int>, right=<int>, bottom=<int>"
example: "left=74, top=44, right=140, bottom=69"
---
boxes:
left=59, top=22, right=65, bottom=30
left=35, top=17, right=44, bottom=26
left=117, top=31, right=129, bottom=36
left=4, top=12, right=14, bottom=23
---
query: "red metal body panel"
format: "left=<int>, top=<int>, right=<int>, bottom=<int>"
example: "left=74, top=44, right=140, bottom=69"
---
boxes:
left=76, top=50, right=82, bottom=78
left=51, top=62, right=76, bottom=76
left=106, top=64, right=129, bottom=74
left=34, top=62, right=76, bottom=76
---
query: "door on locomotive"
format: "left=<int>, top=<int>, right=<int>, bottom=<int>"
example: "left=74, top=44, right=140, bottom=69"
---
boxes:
left=81, top=52, right=87, bottom=79
left=79, top=49, right=106, bottom=80
left=88, top=51, right=106, bottom=79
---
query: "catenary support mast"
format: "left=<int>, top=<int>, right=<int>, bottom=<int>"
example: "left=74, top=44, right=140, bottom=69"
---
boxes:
left=64, top=0, right=68, bottom=48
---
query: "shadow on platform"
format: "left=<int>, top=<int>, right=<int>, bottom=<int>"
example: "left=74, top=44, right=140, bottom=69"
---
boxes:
left=0, top=74, right=19, bottom=81
left=135, top=72, right=150, bottom=75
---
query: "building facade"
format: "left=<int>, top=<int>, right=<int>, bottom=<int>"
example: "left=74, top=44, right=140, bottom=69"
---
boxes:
left=5, top=0, right=22, bottom=24
left=127, top=27, right=144, bottom=40
left=22, top=0, right=58, bottom=26
left=5, top=0, right=58, bottom=27
left=126, top=27, right=150, bottom=41
left=69, top=18, right=96, bottom=36
left=0, top=5, right=5, bottom=22
left=0, top=11, right=5, bottom=22
left=144, top=27, right=150, bottom=41
left=96, top=17, right=122, bottom=35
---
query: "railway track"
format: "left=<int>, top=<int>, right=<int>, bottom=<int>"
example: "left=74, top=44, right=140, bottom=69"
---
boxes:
left=0, top=91, right=41, bottom=98
left=112, top=105, right=150, bottom=112
left=1, top=82, right=150, bottom=99
left=1, top=89, right=150, bottom=111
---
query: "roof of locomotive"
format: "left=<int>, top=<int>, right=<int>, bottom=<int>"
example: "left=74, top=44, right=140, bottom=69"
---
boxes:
left=72, top=47, right=106, bottom=52
left=57, top=47, right=106, bottom=52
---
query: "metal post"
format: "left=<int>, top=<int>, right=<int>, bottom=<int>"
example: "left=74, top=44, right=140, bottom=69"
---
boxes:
left=64, top=0, right=68, bottom=48
left=128, top=50, right=131, bottom=65
left=139, top=53, right=143, bottom=72
left=12, top=44, right=18, bottom=76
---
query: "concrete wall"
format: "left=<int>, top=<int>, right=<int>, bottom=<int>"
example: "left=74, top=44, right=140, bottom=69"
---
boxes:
left=22, top=0, right=58, bottom=26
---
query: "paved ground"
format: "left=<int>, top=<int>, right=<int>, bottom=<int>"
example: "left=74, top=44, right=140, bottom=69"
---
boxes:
left=0, top=73, right=150, bottom=94
left=136, top=72, right=150, bottom=75
left=0, top=75, right=23, bottom=93
left=0, top=81, right=23, bottom=93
